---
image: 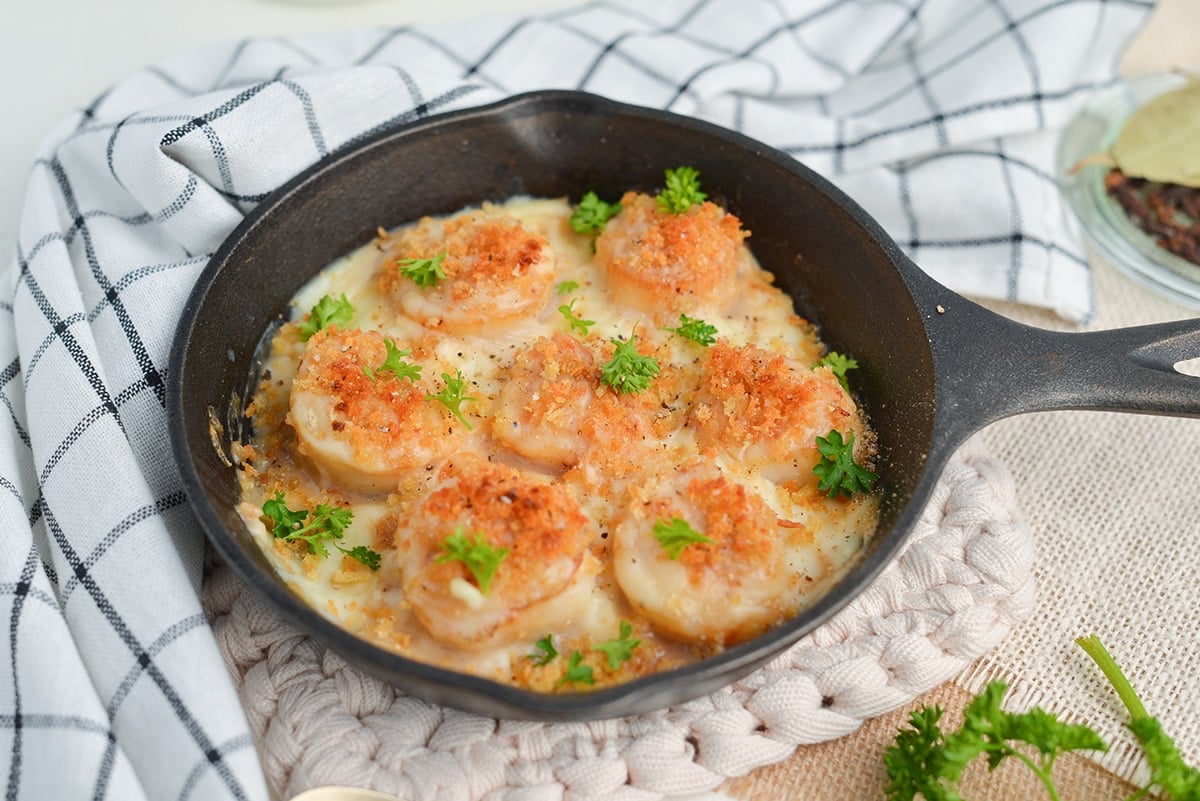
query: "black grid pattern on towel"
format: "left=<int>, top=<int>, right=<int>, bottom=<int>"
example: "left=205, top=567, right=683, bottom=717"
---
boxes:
left=0, top=0, right=1151, bottom=798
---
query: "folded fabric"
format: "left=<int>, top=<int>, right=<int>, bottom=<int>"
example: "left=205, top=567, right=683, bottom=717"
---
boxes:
left=0, top=1, right=1147, bottom=799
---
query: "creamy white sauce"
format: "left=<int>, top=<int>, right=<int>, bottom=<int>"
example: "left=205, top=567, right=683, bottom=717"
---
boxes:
left=236, top=195, right=879, bottom=690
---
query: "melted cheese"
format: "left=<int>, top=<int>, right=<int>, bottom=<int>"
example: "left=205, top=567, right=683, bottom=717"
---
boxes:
left=236, top=194, right=879, bottom=690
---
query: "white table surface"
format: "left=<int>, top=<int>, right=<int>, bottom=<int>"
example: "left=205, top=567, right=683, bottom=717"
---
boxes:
left=0, top=0, right=570, bottom=259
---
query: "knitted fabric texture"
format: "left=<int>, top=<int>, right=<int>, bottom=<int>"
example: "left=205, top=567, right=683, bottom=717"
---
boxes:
left=202, top=437, right=1034, bottom=800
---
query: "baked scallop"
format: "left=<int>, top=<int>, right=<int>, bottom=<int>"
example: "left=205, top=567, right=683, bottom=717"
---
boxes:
left=287, top=326, right=467, bottom=493
left=595, top=191, right=749, bottom=322
left=378, top=210, right=555, bottom=332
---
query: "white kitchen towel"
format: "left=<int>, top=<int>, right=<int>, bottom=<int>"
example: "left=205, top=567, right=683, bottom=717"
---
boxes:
left=0, top=1, right=1148, bottom=799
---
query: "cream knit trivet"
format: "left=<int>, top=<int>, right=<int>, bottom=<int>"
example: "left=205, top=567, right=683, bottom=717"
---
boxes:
left=202, top=437, right=1033, bottom=800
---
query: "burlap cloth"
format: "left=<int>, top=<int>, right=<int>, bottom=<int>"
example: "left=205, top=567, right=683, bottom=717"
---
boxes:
left=201, top=2, right=1200, bottom=799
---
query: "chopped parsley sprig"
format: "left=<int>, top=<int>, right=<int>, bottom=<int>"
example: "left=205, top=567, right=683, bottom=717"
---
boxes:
left=558, top=651, right=595, bottom=687
left=528, top=634, right=559, bottom=667
left=298, top=294, right=355, bottom=341
left=558, top=298, right=596, bottom=335
left=435, top=527, right=508, bottom=595
left=260, top=492, right=380, bottom=569
left=600, top=328, right=660, bottom=395
left=818, top=351, right=859, bottom=393
left=813, top=430, right=877, bottom=498
left=398, top=252, right=447, bottom=288
left=569, top=191, right=621, bottom=235
left=662, top=313, right=718, bottom=347
left=656, top=166, right=707, bottom=214
left=426, top=370, right=477, bottom=429
left=532, top=622, right=641, bottom=685
left=364, top=339, right=422, bottom=382
left=593, top=621, right=640, bottom=671
left=652, top=517, right=715, bottom=559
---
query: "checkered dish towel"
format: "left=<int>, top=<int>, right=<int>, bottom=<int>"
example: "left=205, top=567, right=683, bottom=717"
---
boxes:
left=0, top=1, right=1147, bottom=799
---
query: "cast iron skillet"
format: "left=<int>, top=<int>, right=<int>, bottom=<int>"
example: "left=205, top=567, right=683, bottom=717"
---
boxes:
left=167, top=90, right=1200, bottom=721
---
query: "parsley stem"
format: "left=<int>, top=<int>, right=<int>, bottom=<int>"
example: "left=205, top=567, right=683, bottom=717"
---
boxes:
left=1076, top=635, right=1149, bottom=720
left=1007, top=752, right=1061, bottom=801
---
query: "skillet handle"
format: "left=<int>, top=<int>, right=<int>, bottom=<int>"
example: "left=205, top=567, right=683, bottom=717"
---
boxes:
left=927, top=298, right=1200, bottom=448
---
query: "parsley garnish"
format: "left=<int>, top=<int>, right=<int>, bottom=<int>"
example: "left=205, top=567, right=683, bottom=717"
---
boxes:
left=558, top=298, right=596, bottom=335
left=398, top=252, right=447, bottom=288
left=435, top=526, right=509, bottom=595
left=884, top=681, right=1107, bottom=801
left=281, top=504, right=353, bottom=557
left=884, top=636, right=1200, bottom=801
left=600, top=329, right=660, bottom=395
left=298, top=294, right=355, bottom=341
left=528, top=634, right=559, bottom=667
left=569, top=191, right=621, bottom=235
left=656, top=166, right=707, bottom=214
left=813, top=430, right=877, bottom=498
left=592, top=621, right=640, bottom=670
left=338, top=544, right=381, bottom=571
left=555, top=280, right=580, bottom=295
left=363, top=339, right=422, bottom=382
left=818, top=351, right=859, bottom=393
left=426, top=370, right=476, bottom=430
left=261, top=492, right=380, bottom=569
left=662, top=313, right=718, bottom=347
left=1076, top=635, right=1200, bottom=799
left=262, top=491, right=306, bottom=538
left=652, top=517, right=715, bottom=560
left=558, top=651, right=595, bottom=687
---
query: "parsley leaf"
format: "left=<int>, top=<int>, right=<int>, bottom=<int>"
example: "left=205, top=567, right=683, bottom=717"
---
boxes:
left=555, top=280, right=580, bottom=295
left=337, top=544, right=382, bottom=571
left=886, top=637, right=1200, bottom=801
left=662, top=313, right=718, bottom=347
left=398, top=252, right=447, bottom=288
left=298, top=294, right=355, bottom=341
left=261, top=492, right=357, bottom=558
left=1077, top=635, right=1200, bottom=799
left=528, top=634, right=559, bottom=667
left=884, top=680, right=1107, bottom=801
left=262, top=491, right=307, bottom=538
left=593, top=620, right=640, bottom=670
left=813, top=430, right=877, bottom=498
left=558, top=298, right=596, bottom=335
left=818, top=351, right=859, bottom=393
left=558, top=651, right=595, bottom=687
left=435, top=526, right=509, bottom=595
left=600, top=329, right=660, bottom=395
left=652, top=517, right=715, bottom=560
left=570, top=191, right=621, bottom=234
left=656, top=166, right=707, bottom=214
left=364, top=338, right=422, bottom=382
left=426, top=370, right=477, bottom=430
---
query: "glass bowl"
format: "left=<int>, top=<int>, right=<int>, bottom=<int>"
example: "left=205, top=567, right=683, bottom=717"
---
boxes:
left=1057, top=73, right=1200, bottom=309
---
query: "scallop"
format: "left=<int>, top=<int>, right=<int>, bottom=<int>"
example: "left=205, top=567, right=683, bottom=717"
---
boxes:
left=611, top=461, right=806, bottom=646
left=396, top=455, right=599, bottom=650
left=689, top=341, right=870, bottom=486
left=594, top=191, right=749, bottom=323
left=287, top=326, right=466, bottom=493
left=378, top=210, right=555, bottom=332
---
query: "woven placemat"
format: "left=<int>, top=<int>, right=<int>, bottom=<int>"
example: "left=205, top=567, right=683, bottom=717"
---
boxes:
left=201, top=436, right=1034, bottom=800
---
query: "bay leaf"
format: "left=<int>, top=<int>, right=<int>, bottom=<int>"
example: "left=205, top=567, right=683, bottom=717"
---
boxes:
left=1112, top=78, right=1200, bottom=188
